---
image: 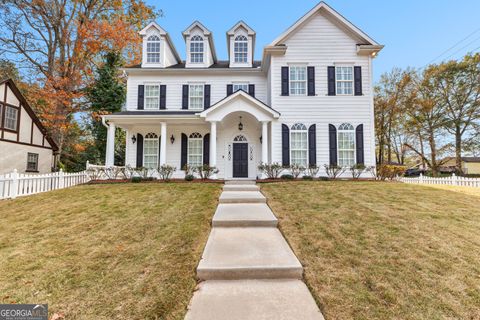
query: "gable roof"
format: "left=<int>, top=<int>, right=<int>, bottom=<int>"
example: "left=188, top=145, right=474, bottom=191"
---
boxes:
left=227, top=21, right=256, bottom=36
left=182, top=20, right=218, bottom=62
left=0, top=78, right=58, bottom=151
left=444, top=156, right=480, bottom=163
left=139, top=22, right=182, bottom=63
left=269, top=1, right=381, bottom=46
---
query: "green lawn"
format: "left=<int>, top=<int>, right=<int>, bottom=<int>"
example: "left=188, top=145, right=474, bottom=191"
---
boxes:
left=0, top=183, right=221, bottom=320
left=261, top=181, right=480, bottom=320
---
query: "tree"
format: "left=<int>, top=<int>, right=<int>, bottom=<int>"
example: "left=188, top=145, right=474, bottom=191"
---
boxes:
left=0, top=59, right=21, bottom=82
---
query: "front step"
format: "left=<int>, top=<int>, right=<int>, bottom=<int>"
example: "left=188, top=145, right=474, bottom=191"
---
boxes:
left=223, top=184, right=260, bottom=192
left=212, top=203, right=277, bottom=227
left=219, top=191, right=266, bottom=204
left=185, top=279, right=324, bottom=320
left=224, top=180, right=256, bottom=185
left=197, top=227, right=303, bottom=280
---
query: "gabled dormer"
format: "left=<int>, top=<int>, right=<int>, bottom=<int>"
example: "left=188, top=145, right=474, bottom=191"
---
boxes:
left=140, top=22, right=181, bottom=68
left=227, top=21, right=255, bottom=68
left=182, top=21, right=217, bottom=68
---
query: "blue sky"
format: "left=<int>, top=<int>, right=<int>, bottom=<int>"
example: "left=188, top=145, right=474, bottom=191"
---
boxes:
left=147, top=0, right=480, bottom=82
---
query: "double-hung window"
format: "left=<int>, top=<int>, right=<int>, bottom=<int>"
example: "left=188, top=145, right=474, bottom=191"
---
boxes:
left=338, top=123, right=355, bottom=166
left=336, top=66, right=354, bottom=95
left=234, top=35, right=248, bottom=63
left=145, top=84, right=160, bottom=110
left=289, top=66, right=307, bottom=96
left=188, top=132, right=203, bottom=167
left=146, top=35, right=161, bottom=63
left=4, top=106, right=18, bottom=131
left=26, top=153, right=39, bottom=171
left=290, top=123, right=308, bottom=167
left=190, top=35, right=204, bottom=63
left=189, top=84, right=204, bottom=110
left=143, top=133, right=159, bottom=169
left=233, top=83, right=249, bottom=93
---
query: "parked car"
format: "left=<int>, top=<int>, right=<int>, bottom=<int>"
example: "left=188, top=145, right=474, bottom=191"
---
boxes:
left=404, top=168, right=426, bottom=177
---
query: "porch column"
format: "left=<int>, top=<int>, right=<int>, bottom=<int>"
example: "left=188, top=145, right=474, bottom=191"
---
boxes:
left=160, top=122, right=167, bottom=165
left=262, top=121, right=269, bottom=164
left=106, top=122, right=115, bottom=167
left=210, top=121, right=217, bottom=164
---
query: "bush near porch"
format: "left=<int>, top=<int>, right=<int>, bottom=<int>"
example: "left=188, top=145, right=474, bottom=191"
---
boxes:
left=261, top=181, right=480, bottom=320
left=0, top=183, right=221, bottom=319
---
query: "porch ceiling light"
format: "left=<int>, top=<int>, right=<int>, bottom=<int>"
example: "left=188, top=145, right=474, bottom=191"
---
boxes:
left=131, top=135, right=137, bottom=144
left=238, top=116, right=244, bottom=131
left=170, top=134, right=175, bottom=144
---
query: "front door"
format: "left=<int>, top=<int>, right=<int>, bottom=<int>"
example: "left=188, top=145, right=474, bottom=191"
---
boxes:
left=233, top=143, right=248, bottom=178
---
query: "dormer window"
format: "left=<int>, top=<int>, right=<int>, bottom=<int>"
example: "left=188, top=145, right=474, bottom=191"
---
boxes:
left=146, top=35, right=161, bottom=63
left=234, top=35, right=248, bottom=63
left=190, top=35, right=204, bottom=63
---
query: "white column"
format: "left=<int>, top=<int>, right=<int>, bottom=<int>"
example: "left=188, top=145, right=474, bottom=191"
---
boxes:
left=262, top=121, right=269, bottom=164
left=106, top=122, right=115, bottom=167
left=160, top=122, right=167, bottom=166
left=210, top=121, right=217, bottom=167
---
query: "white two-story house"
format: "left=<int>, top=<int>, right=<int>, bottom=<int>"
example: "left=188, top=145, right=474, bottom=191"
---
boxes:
left=102, top=1, right=383, bottom=179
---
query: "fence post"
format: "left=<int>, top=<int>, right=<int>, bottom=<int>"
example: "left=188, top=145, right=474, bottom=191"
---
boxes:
left=451, top=173, right=458, bottom=186
left=11, top=169, right=18, bottom=199
left=419, top=173, right=424, bottom=184
left=59, top=169, right=65, bottom=189
left=86, top=160, right=90, bottom=170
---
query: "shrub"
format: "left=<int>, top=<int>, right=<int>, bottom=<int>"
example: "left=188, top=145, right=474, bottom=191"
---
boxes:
left=131, top=176, right=142, bottom=183
left=158, top=164, right=176, bottom=181
left=350, top=164, right=372, bottom=180
left=319, top=176, right=330, bottom=181
left=185, top=174, right=195, bottom=181
left=183, top=164, right=196, bottom=176
left=281, top=174, right=294, bottom=180
left=290, top=164, right=305, bottom=179
left=307, top=164, right=320, bottom=178
left=302, top=175, right=313, bottom=180
left=324, top=164, right=345, bottom=180
left=258, top=163, right=284, bottom=179
left=377, top=164, right=407, bottom=180
left=197, top=165, right=219, bottom=180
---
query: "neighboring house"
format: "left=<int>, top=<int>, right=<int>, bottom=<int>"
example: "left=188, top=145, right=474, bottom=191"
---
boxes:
left=102, top=1, right=383, bottom=179
left=0, top=79, right=58, bottom=175
left=441, top=157, right=480, bottom=174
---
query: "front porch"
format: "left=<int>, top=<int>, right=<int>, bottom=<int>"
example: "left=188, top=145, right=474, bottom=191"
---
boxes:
left=102, top=91, right=280, bottom=179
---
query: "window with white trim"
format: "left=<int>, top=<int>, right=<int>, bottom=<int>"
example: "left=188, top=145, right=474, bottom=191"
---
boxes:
left=146, top=35, right=161, bottom=63
left=188, top=132, right=203, bottom=166
left=189, top=84, right=204, bottom=110
left=4, top=106, right=18, bottom=131
left=27, top=153, right=39, bottom=171
left=289, top=66, right=307, bottom=96
left=338, top=123, right=355, bottom=166
left=336, top=66, right=353, bottom=95
left=234, top=35, right=248, bottom=63
left=233, top=83, right=249, bottom=92
left=144, top=84, right=160, bottom=110
left=144, top=133, right=159, bottom=169
left=190, top=35, right=204, bottom=63
left=290, top=123, right=308, bottom=167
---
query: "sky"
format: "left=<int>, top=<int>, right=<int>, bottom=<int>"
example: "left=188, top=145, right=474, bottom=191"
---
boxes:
left=145, top=0, right=480, bottom=82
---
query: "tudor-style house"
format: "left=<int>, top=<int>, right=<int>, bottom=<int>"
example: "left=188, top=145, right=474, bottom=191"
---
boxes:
left=102, top=1, right=383, bottom=179
left=0, top=79, right=58, bottom=175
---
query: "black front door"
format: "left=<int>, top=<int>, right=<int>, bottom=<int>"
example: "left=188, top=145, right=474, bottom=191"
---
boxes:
left=233, top=143, right=248, bottom=178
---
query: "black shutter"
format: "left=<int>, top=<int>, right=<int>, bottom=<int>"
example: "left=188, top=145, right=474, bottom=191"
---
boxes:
left=203, top=133, right=210, bottom=165
left=248, top=84, right=255, bottom=97
left=137, top=85, right=144, bottom=110
left=281, top=67, right=289, bottom=96
left=136, top=133, right=143, bottom=168
left=329, top=124, right=337, bottom=165
left=282, top=124, right=290, bottom=166
left=227, top=84, right=233, bottom=96
left=327, top=66, right=336, bottom=96
left=181, top=133, right=188, bottom=170
left=204, top=85, right=211, bottom=109
left=182, top=85, right=189, bottom=109
left=356, top=124, right=364, bottom=164
left=308, top=124, right=316, bottom=166
left=159, top=85, right=166, bottom=109
left=307, top=67, right=315, bottom=96
left=354, top=66, right=362, bottom=96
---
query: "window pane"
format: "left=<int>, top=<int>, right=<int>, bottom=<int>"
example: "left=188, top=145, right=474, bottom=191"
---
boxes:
left=27, top=153, right=38, bottom=171
left=146, top=36, right=161, bottom=63
left=144, top=138, right=159, bottom=169
left=145, top=85, right=160, bottom=110
left=289, top=66, right=307, bottom=95
left=336, top=66, right=353, bottom=95
left=338, top=127, right=355, bottom=167
left=233, top=84, right=249, bottom=92
left=189, top=85, right=204, bottom=110
left=188, top=138, right=203, bottom=166
left=190, top=36, right=204, bottom=63
left=290, top=127, right=308, bottom=167
left=5, top=106, right=18, bottom=130
left=234, top=36, right=248, bottom=63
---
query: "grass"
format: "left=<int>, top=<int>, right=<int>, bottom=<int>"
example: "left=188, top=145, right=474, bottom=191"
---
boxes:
left=0, top=183, right=221, bottom=320
left=261, top=181, right=480, bottom=320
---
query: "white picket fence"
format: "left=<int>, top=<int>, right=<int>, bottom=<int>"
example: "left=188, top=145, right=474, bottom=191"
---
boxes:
left=0, top=169, right=91, bottom=200
left=399, top=173, right=480, bottom=188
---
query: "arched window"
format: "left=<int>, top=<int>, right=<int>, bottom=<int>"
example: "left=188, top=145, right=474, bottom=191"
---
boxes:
left=233, top=135, right=247, bottom=142
left=146, top=35, right=161, bottom=63
left=144, top=133, right=159, bottom=169
left=290, top=123, right=308, bottom=167
left=234, top=35, right=248, bottom=63
left=190, top=35, right=204, bottom=63
left=338, top=123, right=355, bottom=167
left=188, top=132, right=203, bottom=166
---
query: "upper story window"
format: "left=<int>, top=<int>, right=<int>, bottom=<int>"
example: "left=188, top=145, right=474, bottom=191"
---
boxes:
left=336, top=66, right=353, bottom=95
left=338, top=123, right=355, bottom=166
left=290, top=123, right=308, bottom=167
left=233, top=83, right=249, bottom=92
left=190, top=35, right=204, bottom=63
left=145, top=84, right=160, bottom=110
left=189, top=84, right=204, bottom=110
left=146, top=35, right=161, bottom=63
left=234, top=35, right=248, bottom=63
left=4, top=106, right=18, bottom=131
left=188, top=132, right=203, bottom=166
left=144, top=132, right=159, bottom=169
left=289, top=66, right=307, bottom=96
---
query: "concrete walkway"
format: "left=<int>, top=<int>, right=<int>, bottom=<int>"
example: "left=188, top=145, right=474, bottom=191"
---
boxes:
left=185, top=181, right=324, bottom=320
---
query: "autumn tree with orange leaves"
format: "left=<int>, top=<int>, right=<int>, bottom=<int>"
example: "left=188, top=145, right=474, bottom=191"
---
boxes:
left=0, top=0, right=158, bottom=164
